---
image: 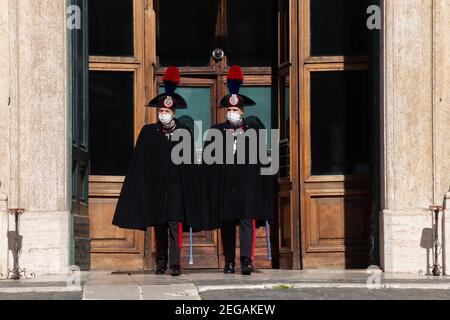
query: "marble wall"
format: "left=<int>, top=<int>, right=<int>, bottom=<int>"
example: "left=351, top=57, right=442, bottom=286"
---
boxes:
left=380, top=0, right=450, bottom=273
left=0, top=0, right=70, bottom=275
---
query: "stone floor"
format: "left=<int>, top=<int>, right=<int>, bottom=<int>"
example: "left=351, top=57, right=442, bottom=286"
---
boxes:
left=200, top=288, right=450, bottom=300
left=1, top=269, right=450, bottom=300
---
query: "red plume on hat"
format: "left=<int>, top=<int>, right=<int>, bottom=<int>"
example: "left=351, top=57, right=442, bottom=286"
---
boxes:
left=227, top=65, right=244, bottom=81
left=219, top=65, right=255, bottom=108
left=227, top=65, right=244, bottom=94
left=163, top=66, right=180, bottom=94
left=146, top=66, right=187, bottom=109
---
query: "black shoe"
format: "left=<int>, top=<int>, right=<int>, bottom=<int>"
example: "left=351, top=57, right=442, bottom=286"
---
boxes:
left=171, top=265, right=181, bottom=276
left=224, top=262, right=235, bottom=274
left=155, top=267, right=166, bottom=275
left=240, top=257, right=253, bottom=275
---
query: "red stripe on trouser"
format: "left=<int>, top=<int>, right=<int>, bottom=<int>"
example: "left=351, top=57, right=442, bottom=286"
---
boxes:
left=178, top=223, right=183, bottom=267
left=251, top=219, right=256, bottom=261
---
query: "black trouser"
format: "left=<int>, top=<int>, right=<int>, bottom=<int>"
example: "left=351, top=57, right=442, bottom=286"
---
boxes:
left=221, top=218, right=254, bottom=263
left=155, top=221, right=182, bottom=269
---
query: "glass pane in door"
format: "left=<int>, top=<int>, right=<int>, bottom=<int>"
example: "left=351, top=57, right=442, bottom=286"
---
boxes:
left=310, top=0, right=369, bottom=56
left=89, top=0, right=134, bottom=56
left=157, top=0, right=215, bottom=67
left=227, top=0, right=274, bottom=66
left=279, top=0, right=290, bottom=65
left=310, top=70, right=370, bottom=175
left=89, top=71, right=134, bottom=176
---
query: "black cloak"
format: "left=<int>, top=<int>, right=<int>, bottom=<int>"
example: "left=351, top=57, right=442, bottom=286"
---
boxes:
left=201, top=119, right=275, bottom=228
left=112, top=120, right=203, bottom=231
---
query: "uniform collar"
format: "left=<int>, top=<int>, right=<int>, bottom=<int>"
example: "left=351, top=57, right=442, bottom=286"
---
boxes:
left=226, top=118, right=247, bottom=130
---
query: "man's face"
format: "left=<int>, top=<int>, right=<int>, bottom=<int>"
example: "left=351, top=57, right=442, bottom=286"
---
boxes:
left=227, top=106, right=243, bottom=116
left=158, top=107, right=175, bottom=116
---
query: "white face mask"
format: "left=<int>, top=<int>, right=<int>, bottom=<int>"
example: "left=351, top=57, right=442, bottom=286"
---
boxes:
left=227, top=112, right=242, bottom=125
left=158, top=113, right=173, bottom=125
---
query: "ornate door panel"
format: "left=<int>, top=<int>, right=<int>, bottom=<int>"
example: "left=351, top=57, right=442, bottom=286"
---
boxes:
left=89, top=178, right=145, bottom=270
left=303, top=185, right=371, bottom=267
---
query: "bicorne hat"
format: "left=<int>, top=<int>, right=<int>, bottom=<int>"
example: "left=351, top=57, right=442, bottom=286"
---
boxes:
left=147, top=66, right=188, bottom=109
left=219, top=65, right=256, bottom=108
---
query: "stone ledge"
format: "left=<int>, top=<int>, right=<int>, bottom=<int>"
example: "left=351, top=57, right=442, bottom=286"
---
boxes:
left=380, top=209, right=449, bottom=273
left=381, top=209, right=435, bottom=216
left=11, top=210, right=72, bottom=275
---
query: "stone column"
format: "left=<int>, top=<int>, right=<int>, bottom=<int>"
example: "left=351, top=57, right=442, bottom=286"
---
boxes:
left=434, top=0, right=450, bottom=276
left=0, top=0, right=71, bottom=275
left=380, top=0, right=450, bottom=273
left=0, top=0, right=11, bottom=275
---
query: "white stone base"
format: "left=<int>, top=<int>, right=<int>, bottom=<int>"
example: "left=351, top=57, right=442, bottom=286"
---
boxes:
left=5, top=210, right=71, bottom=275
left=380, top=209, right=450, bottom=274
left=0, top=196, right=8, bottom=276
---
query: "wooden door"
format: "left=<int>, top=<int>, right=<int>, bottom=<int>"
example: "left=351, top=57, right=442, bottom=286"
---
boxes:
left=298, top=0, right=372, bottom=268
left=88, top=0, right=147, bottom=270
left=150, top=0, right=276, bottom=269
left=87, top=0, right=277, bottom=271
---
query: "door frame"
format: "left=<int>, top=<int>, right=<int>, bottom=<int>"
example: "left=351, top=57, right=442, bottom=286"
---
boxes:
left=70, top=0, right=90, bottom=271
left=274, top=0, right=301, bottom=270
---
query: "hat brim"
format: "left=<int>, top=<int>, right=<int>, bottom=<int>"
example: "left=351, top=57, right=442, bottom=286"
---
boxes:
left=219, top=94, right=256, bottom=108
left=146, top=92, right=188, bottom=109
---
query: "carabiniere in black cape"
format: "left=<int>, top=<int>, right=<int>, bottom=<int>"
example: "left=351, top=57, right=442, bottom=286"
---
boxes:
left=112, top=120, right=202, bottom=231
left=201, top=119, right=275, bottom=228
